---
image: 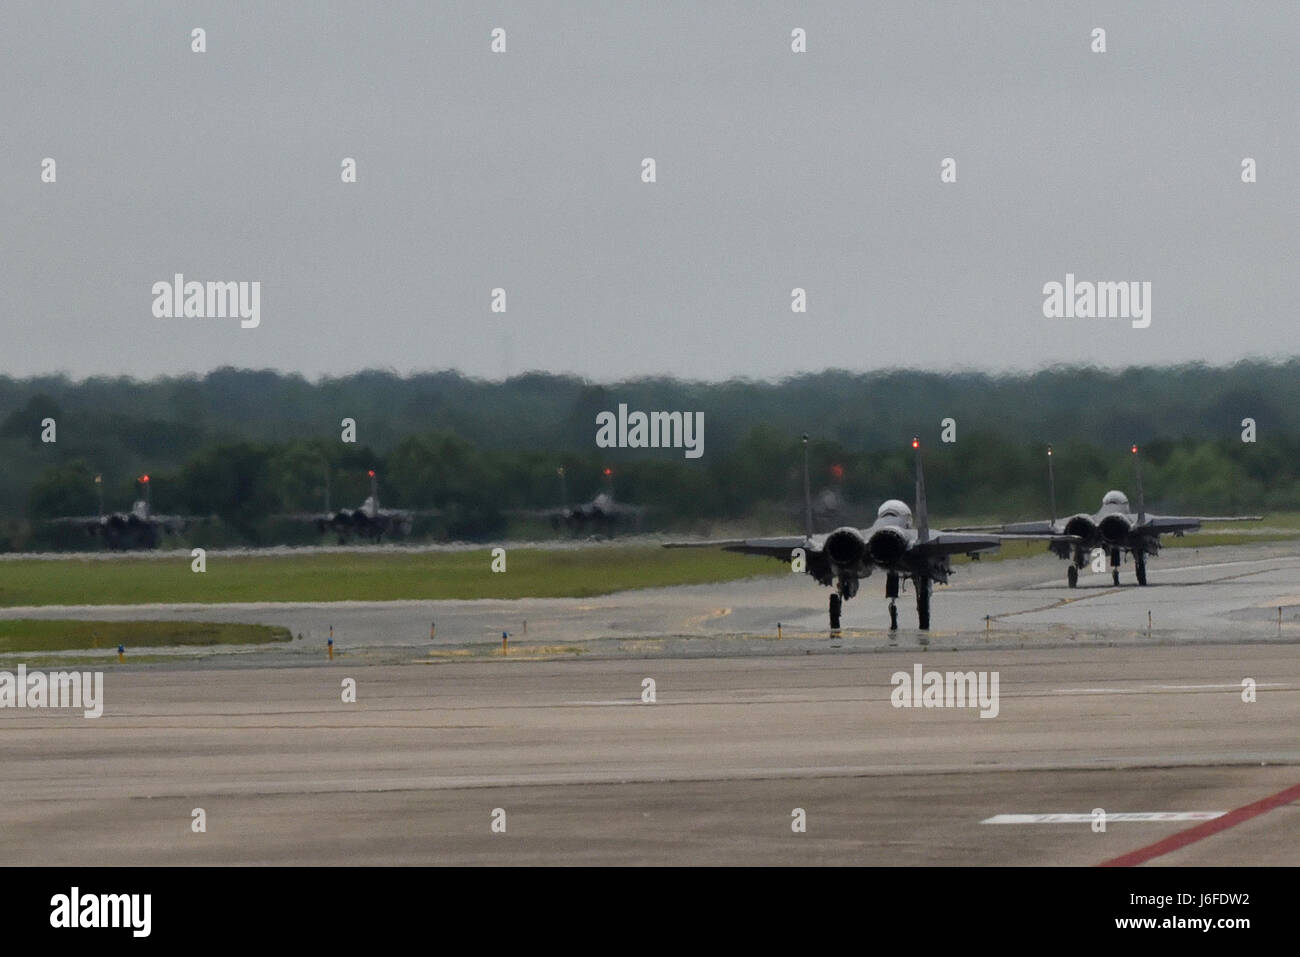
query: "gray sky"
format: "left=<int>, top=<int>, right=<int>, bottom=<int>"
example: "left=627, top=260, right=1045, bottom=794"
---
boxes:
left=2, top=1, right=1296, bottom=382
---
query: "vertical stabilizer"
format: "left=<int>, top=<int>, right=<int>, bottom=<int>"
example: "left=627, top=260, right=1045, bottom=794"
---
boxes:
left=1131, top=444, right=1145, bottom=523
left=913, top=436, right=929, bottom=538
left=801, top=433, right=812, bottom=538
left=1046, top=445, right=1057, bottom=525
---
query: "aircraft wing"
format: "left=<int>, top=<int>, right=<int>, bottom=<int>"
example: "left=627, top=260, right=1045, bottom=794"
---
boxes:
left=942, top=520, right=1058, bottom=535
left=664, top=536, right=811, bottom=560
left=149, top=513, right=190, bottom=529
left=917, top=530, right=1080, bottom=558
left=1140, top=514, right=1262, bottom=535
left=913, top=533, right=1003, bottom=557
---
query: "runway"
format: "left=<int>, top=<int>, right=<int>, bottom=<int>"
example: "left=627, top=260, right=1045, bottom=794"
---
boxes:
left=1, top=540, right=1297, bottom=865
left=0, top=646, right=1295, bottom=865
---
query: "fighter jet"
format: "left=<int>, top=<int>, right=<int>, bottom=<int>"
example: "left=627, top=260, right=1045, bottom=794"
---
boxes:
left=304, top=469, right=417, bottom=542
left=517, top=467, right=646, bottom=534
left=49, top=474, right=188, bottom=549
left=667, top=436, right=1076, bottom=631
left=952, top=444, right=1262, bottom=587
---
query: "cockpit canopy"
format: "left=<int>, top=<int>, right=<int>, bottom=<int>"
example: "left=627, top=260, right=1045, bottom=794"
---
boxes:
left=876, top=499, right=913, bottom=525
left=1101, top=490, right=1129, bottom=508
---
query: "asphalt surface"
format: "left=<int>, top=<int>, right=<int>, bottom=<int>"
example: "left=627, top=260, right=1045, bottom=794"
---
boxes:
left=0, top=541, right=1297, bottom=865
left=0, top=647, right=1295, bottom=865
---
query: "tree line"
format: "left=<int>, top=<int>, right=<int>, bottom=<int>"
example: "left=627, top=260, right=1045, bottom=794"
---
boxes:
left=0, top=362, right=1289, bottom=549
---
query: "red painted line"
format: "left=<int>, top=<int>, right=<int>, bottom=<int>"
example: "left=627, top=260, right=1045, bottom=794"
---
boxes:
left=1099, top=781, right=1300, bottom=867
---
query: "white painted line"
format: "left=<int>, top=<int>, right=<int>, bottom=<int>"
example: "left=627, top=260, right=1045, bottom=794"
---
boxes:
left=561, top=700, right=641, bottom=706
left=1052, top=683, right=1287, bottom=694
left=982, top=812, right=1225, bottom=824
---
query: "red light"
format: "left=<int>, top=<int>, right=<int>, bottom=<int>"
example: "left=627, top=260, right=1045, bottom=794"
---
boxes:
left=603, top=468, right=613, bottom=477
left=1131, top=444, right=1138, bottom=454
left=140, top=474, right=149, bottom=483
left=830, top=464, right=844, bottom=479
left=911, top=438, right=919, bottom=449
left=368, top=470, right=375, bottom=477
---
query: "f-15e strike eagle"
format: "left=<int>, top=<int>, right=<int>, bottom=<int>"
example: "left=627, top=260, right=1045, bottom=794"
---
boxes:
left=667, top=436, right=1076, bottom=631
left=310, top=469, right=419, bottom=542
left=951, top=444, right=1261, bottom=587
left=49, top=474, right=188, bottom=549
left=513, top=467, right=646, bottom=534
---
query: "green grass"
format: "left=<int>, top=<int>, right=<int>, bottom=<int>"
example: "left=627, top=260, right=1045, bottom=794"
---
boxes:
left=1, top=521, right=1284, bottom=608
left=0, top=619, right=292, bottom=653
left=0, top=547, right=786, bottom=607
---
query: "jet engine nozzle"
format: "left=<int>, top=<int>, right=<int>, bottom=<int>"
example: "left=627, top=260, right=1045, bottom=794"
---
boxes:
left=1063, top=515, right=1097, bottom=543
left=825, top=527, right=868, bottom=566
left=867, top=528, right=908, bottom=565
left=1098, top=514, right=1132, bottom=545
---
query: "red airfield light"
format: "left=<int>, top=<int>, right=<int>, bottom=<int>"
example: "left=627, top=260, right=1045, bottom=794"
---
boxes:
left=139, top=474, right=150, bottom=483
left=1131, top=444, right=1138, bottom=455
left=368, top=469, right=376, bottom=477
left=603, top=467, right=613, bottom=477
left=911, top=437, right=919, bottom=449
left=830, top=464, right=845, bottom=480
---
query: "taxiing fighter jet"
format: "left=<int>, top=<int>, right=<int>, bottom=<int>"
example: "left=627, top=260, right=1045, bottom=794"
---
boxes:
left=667, top=436, right=1075, bottom=631
left=301, top=469, right=417, bottom=542
left=50, top=474, right=188, bottom=549
left=952, top=444, right=1261, bottom=587
left=517, top=467, right=646, bottom=534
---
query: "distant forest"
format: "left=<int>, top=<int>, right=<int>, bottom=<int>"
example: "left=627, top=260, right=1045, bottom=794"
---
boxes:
left=0, top=361, right=1292, bottom=549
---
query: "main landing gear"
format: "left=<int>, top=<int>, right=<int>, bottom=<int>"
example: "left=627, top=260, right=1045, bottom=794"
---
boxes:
left=1067, top=565, right=1079, bottom=588
left=1111, top=548, right=1122, bottom=587
left=1135, top=550, right=1148, bottom=586
left=886, top=572, right=900, bottom=630
left=915, top=577, right=931, bottom=631
left=829, top=574, right=932, bottom=631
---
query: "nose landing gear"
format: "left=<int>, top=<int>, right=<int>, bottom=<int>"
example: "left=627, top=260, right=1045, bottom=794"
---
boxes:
left=885, top=572, right=900, bottom=630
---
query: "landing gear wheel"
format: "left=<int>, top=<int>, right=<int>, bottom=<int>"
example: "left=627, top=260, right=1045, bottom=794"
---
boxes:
left=829, top=593, right=841, bottom=630
left=1067, top=565, right=1078, bottom=588
left=1135, top=553, right=1147, bottom=586
left=888, top=601, right=898, bottom=631
left=1111, top=548, right=1122, bottom=587
left=1111, top=569, right=1120, bottom=586
left=916, top=578, right=931, bottom=631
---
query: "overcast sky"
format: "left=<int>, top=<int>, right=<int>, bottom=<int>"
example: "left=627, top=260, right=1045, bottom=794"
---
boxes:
left=2, top=1, right=1296, bottom=383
